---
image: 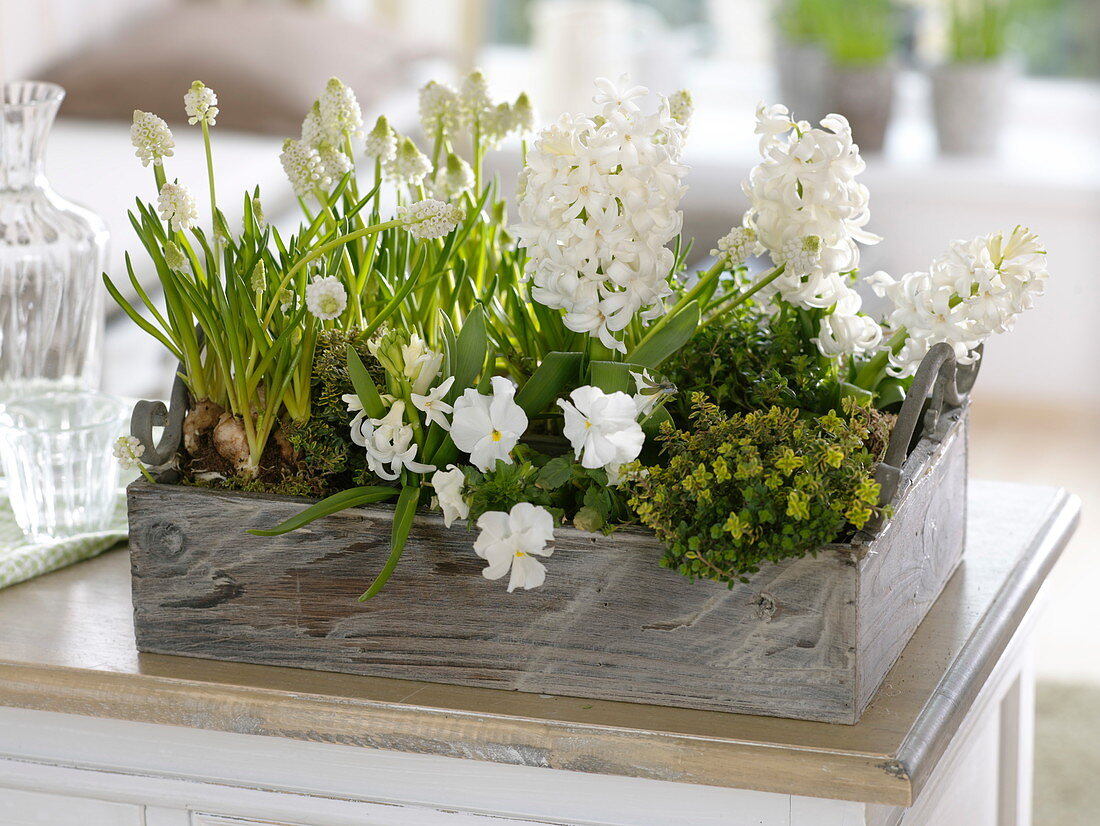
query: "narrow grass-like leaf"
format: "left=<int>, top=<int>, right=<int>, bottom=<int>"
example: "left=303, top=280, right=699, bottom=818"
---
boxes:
left=247, top=486, right=398, bottom=536
left=359, top=484, right=420, bottom=601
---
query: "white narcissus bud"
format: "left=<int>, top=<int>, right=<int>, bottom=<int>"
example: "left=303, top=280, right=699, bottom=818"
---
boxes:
left=157, top=182, right=198, bottom=232
left=184, top=80, right=219, bottom=126
left=131, top=110, right=175, bottom=167
left=398, top=199, right=465, bottom=240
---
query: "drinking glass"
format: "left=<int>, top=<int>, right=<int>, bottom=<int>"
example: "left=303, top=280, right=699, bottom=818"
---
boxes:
left=0, top=391, right=128, bottom=541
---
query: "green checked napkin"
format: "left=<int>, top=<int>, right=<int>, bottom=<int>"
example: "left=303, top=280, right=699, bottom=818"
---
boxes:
left=0, top=490, right=128, bottom=590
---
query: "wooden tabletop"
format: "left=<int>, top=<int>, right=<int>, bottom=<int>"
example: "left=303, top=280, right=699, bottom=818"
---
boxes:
left=0, top=481, right=1079, bottom=808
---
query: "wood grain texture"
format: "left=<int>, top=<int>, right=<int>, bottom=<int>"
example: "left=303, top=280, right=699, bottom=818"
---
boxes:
left=0, top=482, right=1079, bottom=807
left=127, top=413, right=968, bottom=724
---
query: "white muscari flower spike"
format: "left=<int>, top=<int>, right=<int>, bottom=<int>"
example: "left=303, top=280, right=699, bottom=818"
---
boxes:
left=305, top=275, right=347, bottom=321
left=130, top=110, right=175, bottom=167
left=384, top=136, right=431, bottom=186
left=184, top=80, right=219, bottom=126
left=350, top=400, right=435, bottom=481
left=482, top=102, right=515, bottom=145
left=251, top=197, right=266, bottom=230
left=249, top=260, right=266, bottom=292
left=474, top=502, right=555, bottom=592
left=450, top=376, right=528, bottom=472
left=419, top=80, right=461, bottom=135
left=280, top=138, right=329, bottom=197
left=432, top=152, right=474, bottom=199
left=301, top=101, right=326, bottom=148
left=364, top=115, right=397, bottom=164
left=399, top=199, right=465, bottom=240
left=318, top=77, right=363, bottom=143
left=318, top=143, right=353, bottom=181
left=558, top=386, right=645, bottom=472
left=512, top=92, right=535, bottom=134
left=711, top=225, right=760, bottom=269
left=431, top=465, right=469, bottom=527
left=780, top=235, right=823, bottom=276
left=163, top=241, right=187, bottom=272
left=157, top=182, right=198, bottom=232
left=460, top=69, right=492, bottom=124
left=113, top=435, right=145, bottom=471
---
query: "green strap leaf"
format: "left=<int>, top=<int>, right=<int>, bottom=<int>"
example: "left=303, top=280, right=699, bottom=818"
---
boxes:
left=589, top=361, right=640, bottom=395
left=359, top=484, right=420, bottom=601
left=347, top=346, right=387, bottom=419
left=450, top=304, right=486, bottom=399
left=247, top=486, right=399, bottom=536
left=514, top=351, right=583, bottom=416
left=628, top=300, right=700, bottom=369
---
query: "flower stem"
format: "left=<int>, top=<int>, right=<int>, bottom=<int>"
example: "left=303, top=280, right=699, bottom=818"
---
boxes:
left=201, top=121, right=217, bottom=252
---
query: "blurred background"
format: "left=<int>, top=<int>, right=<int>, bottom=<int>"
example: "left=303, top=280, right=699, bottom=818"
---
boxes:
left=2, top=0, right=1097, bottom=820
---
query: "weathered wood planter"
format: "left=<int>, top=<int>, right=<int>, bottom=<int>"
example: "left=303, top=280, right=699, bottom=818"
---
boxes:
left=127, top=401, right=968, bottom=725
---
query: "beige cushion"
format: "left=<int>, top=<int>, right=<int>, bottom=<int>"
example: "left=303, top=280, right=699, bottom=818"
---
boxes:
left=40, top=3, right=429, bottom=135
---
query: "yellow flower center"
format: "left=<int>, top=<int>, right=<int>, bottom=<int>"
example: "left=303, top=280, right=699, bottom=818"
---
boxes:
left=515, top=551, right=526, bottom=557
left=491, top=429, right=502, bottom=442
left=584, top=419, right=592, bottom=429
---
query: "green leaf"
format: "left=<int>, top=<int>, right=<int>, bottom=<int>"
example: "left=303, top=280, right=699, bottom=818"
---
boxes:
left=628, top=300, right=700, bottom=369
left=589, top=361, right=638, bottom=395
left=359, top=484, right=420, bottom=601
left=247, top=486, right=398, bottom=536
left=641, top=405, right=672, bottom=440
left=451, top=304, right=486, bottom=399
left=437, top=309, right=457, bottom=377
left=838, top=381, right=875, bottom=406
left=536, top=456, right=574, bottom=490
left=875, top=378, right=907, bottom=409
left=347, top=346, right=386, bottom=418
left=515, top=351, right=583, bottom=415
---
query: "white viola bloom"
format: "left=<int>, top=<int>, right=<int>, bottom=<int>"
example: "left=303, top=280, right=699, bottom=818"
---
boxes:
left=558, top=386, right=645, bottom=471
left=184, top=81, right=219, bottom=126
left=305, top=276, right=347, bottom=321
left=342, top=393, right=367, bottom=434
left=431, top=465, right=469, bottom=527
left=400, top=332, right=444, bottom=394
left=711, top=225, right=761, bottom=269
left=318, top=77, right=363, bottom=143
left=384, top=136, right=432, bottom=186
left=513, top=76, right=688, bottom=353
left=399, top=198, right=465, bottom=240
left=871, top=226, right=1048, bottom=377
left=364, top=115, right=397, bottom=164
left=412, top=376, right=455, bottom=430
left=450, top=376, right=529, bottom=472
left=431, top=152, right=475, bottom=199
left=130, top=110, right=175, bottom=167
left=419, top=79, right=462, bottom=135
left=473, top=502, right=555, bottom=592
left=113, top=435, right=145, bottom=471
left=351, top=400, right=435, bottom=481
left=280, top=138, right=329, bottom=197
left=157, top=182, right=198, bottom=231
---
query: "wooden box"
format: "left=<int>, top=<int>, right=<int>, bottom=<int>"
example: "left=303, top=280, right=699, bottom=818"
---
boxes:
left=127, top=410, right=967, bottom=724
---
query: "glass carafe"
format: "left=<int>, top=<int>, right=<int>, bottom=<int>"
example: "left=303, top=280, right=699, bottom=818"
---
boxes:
left=0, top=81, right=108, bottom=398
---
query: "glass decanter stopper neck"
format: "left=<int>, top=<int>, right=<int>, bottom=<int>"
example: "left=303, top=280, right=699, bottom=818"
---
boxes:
left=1, top=82, right=64, bottom=191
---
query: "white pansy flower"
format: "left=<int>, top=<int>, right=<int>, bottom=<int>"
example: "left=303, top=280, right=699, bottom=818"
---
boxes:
left=399, top=199, right=465, bottom=240
left=157, top=182, right=198, bottom=231
left=450, top=376, right=528, bottom=472
left=280, top=138, right=329, bottom=197
left=419, top=79, right=461, bottom=135
left=131, top=110, right=175, bottom=167
left=364, top=115, right=397, bottom=164
left=473, top=502, right=555, bottom=592
left=431, top=465, right=469, bottom=527
left=431, top=152, right=475, bottom=199
left=412, top=376, right=455, bottom=430
left=711, top=225, right=761, bottom=269
left=113, top=435, right=145, bottom=471
left=558, top=386, right=645, bottom=471
left=305, top=276, right=347, bottom=321
left=351, top=400, right=435, bottom=481
left=513, top=76, right=688, bottom=353
left=184, top=81, right=219, bottom=126
left=318, top=77, right=363, bottom=143
left=384, top=136, right=432, bottom=186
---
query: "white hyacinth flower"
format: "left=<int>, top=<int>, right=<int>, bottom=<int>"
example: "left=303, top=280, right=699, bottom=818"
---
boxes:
left=384, top=136, right=432, bottom=186
left=113, top=435, right=145, bottom=471
left=318, top=77, right=363, bottom=143
left=711, top=226, right=761, bottom=269
left=401, top=333, right=444, bottom=394
left=364, top=115, right=397, bottom=164
left=399, top=198, right=465, bottom=240
left=184, top=80, right=219, bottom=126
left=412, top=376, right=455, bottom=431
left=343, top=393, right=367, bottom=435
left=450, top=376, right=528, bottom=472
left=668, top=89, right=694, bottom=131
left=474, top=502, right=555, bottom=592
left=558, top=386, right=645, bottom=471
left=431, top=465, right=469, bottom=528
left=280, top=138, right=329, bottom=197
left=131, top=110, right=175, bottom=167
left=157, top=182, right=198, bottom=232
left=305, top=275, right=347, bottom=321
left=350, top=400, right=435, bottom=481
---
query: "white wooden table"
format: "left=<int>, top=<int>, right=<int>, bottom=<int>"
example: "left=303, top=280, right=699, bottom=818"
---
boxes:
left=0, top=482, right=1079, bottom=826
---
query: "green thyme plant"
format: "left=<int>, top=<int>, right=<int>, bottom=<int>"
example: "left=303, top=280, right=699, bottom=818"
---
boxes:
left=628, top=394, right=888, bottom=586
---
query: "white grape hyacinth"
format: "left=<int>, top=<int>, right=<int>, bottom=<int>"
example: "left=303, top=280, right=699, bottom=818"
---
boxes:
left=113, top=436, right=145, bottom=471
left=364, top=115, right=397, bottom=164
left=318, top=77, right=363, bottom=144
left=305, top=275, right=347, bottom=321
left=870, top=226, right=1048, bottom=377
left=351, top=400, right=435, bottom=481
left=131, top=110, right=175, bottom=167
left=280, top=138, right=329, bottom=197
left=558, top=386, right=645, bottom=472
left=419, top=79, right=462, bottom=136
left=157, top=182, right=198, bottom=231
left=399, top=199, right=465, bottom=240
left=473, top=502, right=555, bottom=592
left=431, top=465, right=469, bottom=527
left=184, top=81, right=219, bottom=126
left=385, top=136, right=432, bottom=186
left=513, top=75, right=688, bottom=353
left=450, top=376, right=529, bottom=472
left=711, top=225, right=762, bottom=269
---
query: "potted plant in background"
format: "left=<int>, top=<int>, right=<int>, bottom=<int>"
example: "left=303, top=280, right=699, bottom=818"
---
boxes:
left=931, top=0, right=1016, bottom=154
left=773, top=0, right=832, bottom=126
left=822, top=0, right=898, bottom=153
